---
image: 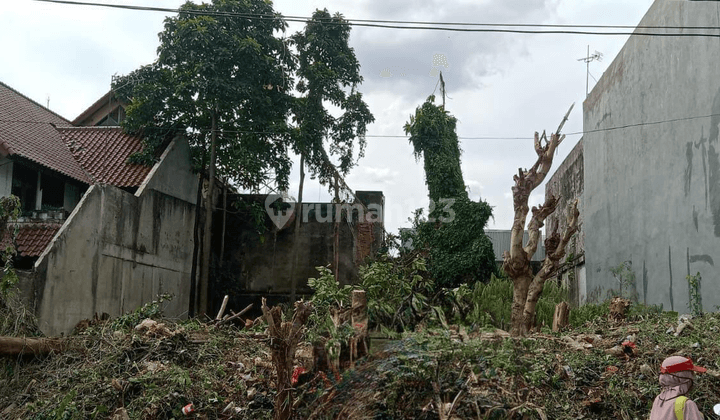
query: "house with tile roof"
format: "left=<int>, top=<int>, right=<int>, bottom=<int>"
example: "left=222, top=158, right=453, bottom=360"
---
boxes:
left=0, top=82, right=154, bottom=266
left=0, top=81, right=198, bottom=335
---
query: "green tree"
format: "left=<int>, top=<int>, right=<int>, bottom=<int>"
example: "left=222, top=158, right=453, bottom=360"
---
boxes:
left=404, top=96, right=496, bottom=289
left=288, top=9, right=374, bottom=300
left=114, top=0, right=295, bottom=315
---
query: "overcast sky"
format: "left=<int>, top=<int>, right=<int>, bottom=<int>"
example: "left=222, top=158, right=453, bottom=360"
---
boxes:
left=0, top=0, right=656, bottom=233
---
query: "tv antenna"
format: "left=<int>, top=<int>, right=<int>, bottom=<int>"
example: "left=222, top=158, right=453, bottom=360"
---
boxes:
left=578, top=45, right=603, bottom=97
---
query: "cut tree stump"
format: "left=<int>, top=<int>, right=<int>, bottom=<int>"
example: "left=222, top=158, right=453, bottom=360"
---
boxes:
left=261, top=298, right=311, bottom=420
left=349, top=290, right=368, bottom=367
left=609, top=297, right=631, bottom=321
left=552, top=302, right=570, bottom=332
left=0, top=337, right=66, bottom=356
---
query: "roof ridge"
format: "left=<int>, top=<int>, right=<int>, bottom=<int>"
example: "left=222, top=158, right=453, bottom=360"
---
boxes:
left=0, top=80, right=71, bottom=125
left=58, top=125, right=123, bottom=130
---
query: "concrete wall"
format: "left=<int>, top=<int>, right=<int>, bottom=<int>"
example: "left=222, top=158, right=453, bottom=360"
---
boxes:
left=31, top=136, right=197, bottom=336
left=546, top=138, right=585, bottom=305
left=136, top=136, right=198, bottom=204
left=34, top=185, right=196, bottom=335
left=216, top=193, right=384, bottom=308
left=584, top=0, right=720, bottom=311
left=0, top=157, right=12, bottom=197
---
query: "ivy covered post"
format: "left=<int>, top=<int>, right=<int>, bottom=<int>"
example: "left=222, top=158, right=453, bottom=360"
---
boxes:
left=503, top=104, right=579, bottom=336
left=404, top=96, right=496, bottom=289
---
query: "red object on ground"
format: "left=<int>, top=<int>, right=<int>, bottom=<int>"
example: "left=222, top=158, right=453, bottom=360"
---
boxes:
left=182, top=403, right=194, bottom=415
left=622, top=341, right=636, bottom=348
left=292, top=366, right=307, bottom=385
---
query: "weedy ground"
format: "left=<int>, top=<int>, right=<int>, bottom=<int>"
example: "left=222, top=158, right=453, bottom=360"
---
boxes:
left=1, top=301, right=719, bottom=419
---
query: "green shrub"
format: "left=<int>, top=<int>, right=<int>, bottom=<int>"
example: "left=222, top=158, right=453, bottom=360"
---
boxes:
left=446, top=275, right=568, bottom=330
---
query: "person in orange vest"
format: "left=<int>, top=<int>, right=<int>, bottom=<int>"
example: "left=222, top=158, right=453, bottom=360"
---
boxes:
left=649, top=356, right=706, bottom=420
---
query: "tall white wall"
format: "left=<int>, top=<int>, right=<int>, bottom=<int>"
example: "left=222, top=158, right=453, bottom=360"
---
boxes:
left=584, top=0, right=720, bottom=312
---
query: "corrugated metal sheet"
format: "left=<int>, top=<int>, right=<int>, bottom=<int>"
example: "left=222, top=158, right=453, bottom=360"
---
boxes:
left=486, top=230, right=546, bottom=262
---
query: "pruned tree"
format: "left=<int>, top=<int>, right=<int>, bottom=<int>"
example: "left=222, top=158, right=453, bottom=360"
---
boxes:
left=502, top=104, right=579, bottom=336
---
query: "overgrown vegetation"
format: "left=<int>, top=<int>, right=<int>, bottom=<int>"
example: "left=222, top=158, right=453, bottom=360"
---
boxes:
left=609, top=261, right=639, bottom=302
left=403, top=95, right=496, bottom=289
left=295, top=306, right=720, bottom=420
left=687, top=271, right=703, bottom=316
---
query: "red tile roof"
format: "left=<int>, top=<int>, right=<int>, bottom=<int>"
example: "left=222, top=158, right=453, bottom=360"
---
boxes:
left=0, top=82, right=91, bottom=183
left=58, top=127, right=152, bottom=187
left=0, top=223, right=61, bottom=258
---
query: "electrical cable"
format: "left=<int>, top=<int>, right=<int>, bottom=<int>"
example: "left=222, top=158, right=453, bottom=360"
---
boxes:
left=30, top=0, right=720, bottom=38
left=4, top=110, right=720, bottom=140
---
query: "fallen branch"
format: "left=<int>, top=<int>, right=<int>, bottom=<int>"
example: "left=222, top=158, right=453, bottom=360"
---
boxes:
left=215, top=295, right=229, bottom=321
left=216, top=303, right=253, bottom=325
left=0, top=336, right=67, bottom=356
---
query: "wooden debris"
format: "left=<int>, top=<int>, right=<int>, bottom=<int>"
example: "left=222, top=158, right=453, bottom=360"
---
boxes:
left=0, top=336, right=66, bottom=356
left=215, top=295, right=229, bottom=321
left=216, top=303, right=253, bottom=325
left=552, top=302, right=570, bottom=332
left=609, top=297, right=630, bottom=321
left=349, top=290, right=369, bottom=367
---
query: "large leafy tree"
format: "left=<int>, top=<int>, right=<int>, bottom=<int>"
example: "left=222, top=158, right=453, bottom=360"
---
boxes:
left=291, top=9, right=374, bottom=184
left=288, top=9, right=374, bottom=299
left=405, top=96, right=496, bottom=289
left=114, top=0, right=295, bottom=315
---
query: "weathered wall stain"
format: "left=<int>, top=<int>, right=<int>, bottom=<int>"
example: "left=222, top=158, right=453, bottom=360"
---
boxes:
left=685, top=142, right=693, bottom=196
left=689, top=254, right=714, bottom=266
left=668, top=246, right=674, bottom=311
left=707, top=87, right=720, bottom=236
left=642, top=260, right=648, bottom=305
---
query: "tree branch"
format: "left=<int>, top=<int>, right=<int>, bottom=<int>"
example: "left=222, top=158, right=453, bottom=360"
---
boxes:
left=524, top=194, right=559, bottom=257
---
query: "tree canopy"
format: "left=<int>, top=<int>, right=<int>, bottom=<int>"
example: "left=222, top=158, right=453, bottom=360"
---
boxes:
left=113, top=0, right=295, bottom=189
left=291, top=9, right=374, bottom=185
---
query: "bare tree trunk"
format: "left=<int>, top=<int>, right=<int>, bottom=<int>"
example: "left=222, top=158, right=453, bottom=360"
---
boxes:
left=290, top=153, right=305, bottom=304
left=510, top=275, right=532, bottom=336
left=333, top=173, right=340, bottom=283
left=503, top=104, right=576, bottom=336
left=220, top=177, right=227, bottom=268
left=199, top=109, right=218, bottom=316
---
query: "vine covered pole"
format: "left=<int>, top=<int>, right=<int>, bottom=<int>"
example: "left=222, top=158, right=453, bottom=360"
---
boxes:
left=503, top=104, right=579, bottom=336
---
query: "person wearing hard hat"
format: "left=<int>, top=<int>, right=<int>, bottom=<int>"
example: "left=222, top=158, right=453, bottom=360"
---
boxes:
left=649, top=356, right=707, bottom=420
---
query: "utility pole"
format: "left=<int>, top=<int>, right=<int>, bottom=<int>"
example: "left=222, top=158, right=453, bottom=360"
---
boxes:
left=578, top=46, right=602, bottom=97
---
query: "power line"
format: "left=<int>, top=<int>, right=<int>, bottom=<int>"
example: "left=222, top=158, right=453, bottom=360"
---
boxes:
left=31, top=0, right=720, bottom=38
left=4, top=111, right=720, bottom=140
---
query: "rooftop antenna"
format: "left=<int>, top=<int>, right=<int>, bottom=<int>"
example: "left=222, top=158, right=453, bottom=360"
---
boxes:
left=578, top=45, right=603, bottom=97
left=46, top=95, right=50, bottom=109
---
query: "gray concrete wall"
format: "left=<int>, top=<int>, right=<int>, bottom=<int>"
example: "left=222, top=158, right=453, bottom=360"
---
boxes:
left=546, top=138, right=585, bottom=305
left=0, top=157, right=13, bottom=197
left=584, top=0, right=720, bottom=311
left=218, top=193, right=384, bottom=304
left=34, top=184, right=196, bottom=335
left=33, top=184, right=196, bottom=335
left=136, top=136, right=198, bottom=204
left=31, top=136, right=198, bottom=336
